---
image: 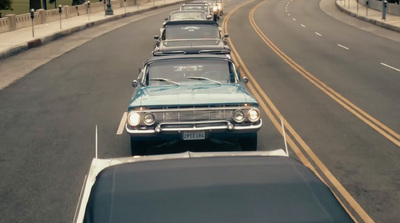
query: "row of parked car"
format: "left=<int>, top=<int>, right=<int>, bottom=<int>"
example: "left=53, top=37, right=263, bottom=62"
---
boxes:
left=124, top=1, right=263, bottom=155
left=73, top=2, right=356, bottom=222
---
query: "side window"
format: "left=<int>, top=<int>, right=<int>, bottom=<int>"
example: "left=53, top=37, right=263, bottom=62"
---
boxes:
left=138, top=67, right=147, bottom=86
left=162, top=29, right=166, bottom=40
left=234, top=64, right=242, bottom=82
left=228, top=63, right=237, bottom=83
left=144, top=68, right=150, bottom=86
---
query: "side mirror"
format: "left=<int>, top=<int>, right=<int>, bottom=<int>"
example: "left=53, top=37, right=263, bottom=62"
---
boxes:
left=154, top=35, right=159, bottom=40
left=224, top=34, right=229, bottom=38
left=243, top=77, right=249, bottom=84
left=132, top=80, right=138, bottom=88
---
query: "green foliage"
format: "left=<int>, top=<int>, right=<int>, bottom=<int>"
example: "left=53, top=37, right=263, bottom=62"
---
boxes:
left=0, top=0, right=13, bottom=11
left=0, top=0, right=72, bottom=15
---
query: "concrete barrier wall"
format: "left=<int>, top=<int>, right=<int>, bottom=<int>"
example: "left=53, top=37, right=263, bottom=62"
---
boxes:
left=0, top=0, right=153, bottom=34
left=0, top=17, right=11, bottom=33
left=358, top=0, right=400, bottom=15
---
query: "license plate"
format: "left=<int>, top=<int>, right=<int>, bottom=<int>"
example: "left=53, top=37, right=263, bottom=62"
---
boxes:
left=182, top=131, right=206, bottom=140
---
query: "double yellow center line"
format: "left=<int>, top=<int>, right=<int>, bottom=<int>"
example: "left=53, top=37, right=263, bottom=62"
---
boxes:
left=253, top=1, right=400, bottom=147
left=222, top=0, right=378, bottom=222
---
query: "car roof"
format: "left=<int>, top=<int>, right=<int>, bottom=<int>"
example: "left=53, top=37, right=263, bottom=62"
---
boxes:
left=153, top=43, right=231, bottom=56
left=81, top=152, right=353, bottom=223
left=182, top=2, right=210, bottom=5
left=163, top=20, right=218, bottom=26
left=145, top=53, right=232, bottom=63
left=170, top=10, right=207, bottom=14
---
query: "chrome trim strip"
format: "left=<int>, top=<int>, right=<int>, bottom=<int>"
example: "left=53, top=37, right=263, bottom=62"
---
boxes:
left=125, top=119, right=262, bottom=134
left=233, top=119, right=262, bottom=130
left=132, top=106, right=255, bottom=113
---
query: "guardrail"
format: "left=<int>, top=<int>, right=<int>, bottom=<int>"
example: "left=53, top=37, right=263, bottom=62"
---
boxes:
left=0, top=0, right=159, bottom=34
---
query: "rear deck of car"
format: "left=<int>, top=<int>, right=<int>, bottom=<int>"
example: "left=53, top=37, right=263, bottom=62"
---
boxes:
left=84, top=156, right=353, bottom=223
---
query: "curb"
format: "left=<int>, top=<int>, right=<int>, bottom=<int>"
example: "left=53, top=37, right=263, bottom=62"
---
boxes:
left=335, top=1, right=400, bottom=33
left=0, top=0, right=189, bottom=60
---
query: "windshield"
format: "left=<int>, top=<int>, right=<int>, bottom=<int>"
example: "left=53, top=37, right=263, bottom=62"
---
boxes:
left=181, top=5, right=209, bottom=12
left=170, top=12, right=207, bottom=21
left=146, top=59, right=235, bottom=86
left=164, top=24, right=220, bottom=40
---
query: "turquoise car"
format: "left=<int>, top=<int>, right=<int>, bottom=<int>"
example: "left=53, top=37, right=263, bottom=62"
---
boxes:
left=125, top=54, right=262, bottom=155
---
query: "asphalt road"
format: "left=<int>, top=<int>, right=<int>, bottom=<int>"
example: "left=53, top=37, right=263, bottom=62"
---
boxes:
left=226, top=0, right=400, bottom=222
left=0, top=0, right=399, bottom=222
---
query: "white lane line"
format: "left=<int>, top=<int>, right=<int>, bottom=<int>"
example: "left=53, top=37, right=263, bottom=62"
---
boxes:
left=116, top=112, right=127, bottom=135
left=315, top=32, right=322, bottom=36
left=337, top=44, right=349, bottom=50
left=288, top=13, right=290, bottom=16
left=301, top=24, right=306, bottom=27
left=285, top=10, right=288, bottom=12
left=293, top=18, right=296, bottom=21
left=381, top=63, right=400, bottom=72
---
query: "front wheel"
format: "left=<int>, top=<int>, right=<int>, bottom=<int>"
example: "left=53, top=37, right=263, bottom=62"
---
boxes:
left=130, top=137, right=146, bottom=156
left=239, top=134, right=257, bottom=151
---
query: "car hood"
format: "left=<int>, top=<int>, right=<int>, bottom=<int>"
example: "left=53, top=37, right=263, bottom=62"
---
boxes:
left=129, top=84, right=258, bottom=107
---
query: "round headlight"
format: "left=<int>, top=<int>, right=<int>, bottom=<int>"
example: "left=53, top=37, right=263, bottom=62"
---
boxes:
left=233, top=110, right=245, bottom=123
left=247, top=109, right=260, bottom=122
left=218, top=5, right=222, bottom=10
left=128, top=112, right=141, bottom=126
left=143, top=113, right=155, bottom=126
left=213, top=5, right=217, bottom=11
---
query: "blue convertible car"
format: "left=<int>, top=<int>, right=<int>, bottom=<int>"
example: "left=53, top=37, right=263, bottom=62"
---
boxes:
left=125, top=54, right=262, bottom=155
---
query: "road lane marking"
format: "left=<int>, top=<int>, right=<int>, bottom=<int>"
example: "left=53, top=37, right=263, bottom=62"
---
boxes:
left=315, top=32, right=322, bottom=36
left=288, top=13, right=290, bottom=16
left=116, top=112, right=127, bottom=135
left=337, top=44, right=349, bottom=50
left=381, top=63, right=400, bottom=72
left=222, top=2, right=366, bottom=222
left=293, top=18, right=296, bottom=21
left=301, top=24, right=306, bottom=27
left=245, top=0, right=400, bottom=146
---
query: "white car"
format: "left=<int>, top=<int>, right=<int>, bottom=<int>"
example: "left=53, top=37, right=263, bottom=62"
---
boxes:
left=74, top=149, right=353, bottom=223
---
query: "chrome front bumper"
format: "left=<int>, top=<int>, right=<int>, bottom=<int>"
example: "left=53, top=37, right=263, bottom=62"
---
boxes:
left=125, top=119, right=262, bottom=134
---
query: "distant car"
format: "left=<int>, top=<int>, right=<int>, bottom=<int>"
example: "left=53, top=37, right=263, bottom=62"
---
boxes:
left=180, top=2, right=217, bottom=21
left=153, top=20, right=230, bottom=55
left=204, top=0, right=224, bottom=17
left=216, top=0, right=224, bottom=15
left=166, top=10, right=210, bottom=22
left=125, top=54, right=261, bottom=155
left=74, top=150, right=354, bottom=223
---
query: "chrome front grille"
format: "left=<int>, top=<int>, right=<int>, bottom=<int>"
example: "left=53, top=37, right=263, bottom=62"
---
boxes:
left=151, top=105, right=237, bottom=122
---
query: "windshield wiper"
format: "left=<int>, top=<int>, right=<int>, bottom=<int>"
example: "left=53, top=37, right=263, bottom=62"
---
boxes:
left=187, top=76, right=221, bottom=85
left=150, top=78, right=180, bottom=86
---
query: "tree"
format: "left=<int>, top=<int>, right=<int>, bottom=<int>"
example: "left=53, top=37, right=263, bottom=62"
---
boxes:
left=0, top=0, right=13, bottom=11
left=72, top=0, right=85, bottom=5
left=30, top=0, right=42, bottom=10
